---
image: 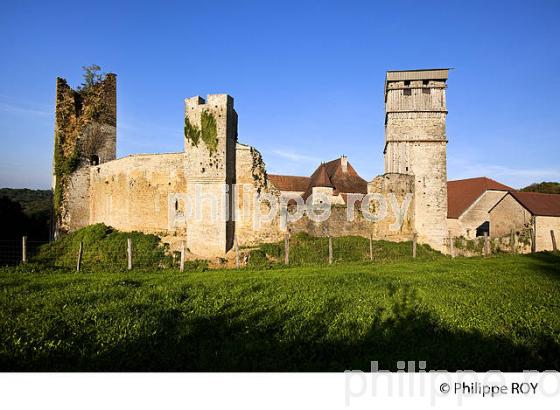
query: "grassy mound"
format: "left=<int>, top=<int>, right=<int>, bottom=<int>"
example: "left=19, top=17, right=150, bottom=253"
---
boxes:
left=247, top=232, right=443, bottom=268
left=33, top=224, right=171, bottom=271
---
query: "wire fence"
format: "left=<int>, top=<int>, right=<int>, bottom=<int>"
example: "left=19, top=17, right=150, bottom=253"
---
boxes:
left=0, top=238, right=179, bottom=272
left=1, top=233, right=441, bottom=272
left=6, top=229, right=539, bottom=273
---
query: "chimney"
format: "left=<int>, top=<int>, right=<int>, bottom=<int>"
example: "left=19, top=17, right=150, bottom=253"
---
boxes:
left=341, top=155, right=348, bottom=173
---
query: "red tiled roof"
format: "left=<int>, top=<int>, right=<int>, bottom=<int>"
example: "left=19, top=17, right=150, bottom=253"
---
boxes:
left=447, top=177, right=513, bottom=218
left=268, top=174, right=311, bottom=192
left=507, top=191, right=560, bottom=217
left=313, top=164, right=334, bottom=188
left=302, top=157, right=368, bottom=199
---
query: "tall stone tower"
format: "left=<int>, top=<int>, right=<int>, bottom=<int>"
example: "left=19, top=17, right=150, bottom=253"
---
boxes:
left=184, top=94, right=237, bottom=256
left=384, top=69, right=449, bottom=250
left=53, top=73, right=117, bottom=237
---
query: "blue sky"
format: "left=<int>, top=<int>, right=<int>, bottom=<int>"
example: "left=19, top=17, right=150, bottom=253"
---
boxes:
left=1, top=0, right=559, bottom=189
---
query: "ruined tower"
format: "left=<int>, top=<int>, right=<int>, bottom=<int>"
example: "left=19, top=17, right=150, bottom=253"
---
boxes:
left=184, top=94, right=237, bottom=256
left=53, top=73, right=117, bottom=236
left=383, top=69, right=449, bottom=250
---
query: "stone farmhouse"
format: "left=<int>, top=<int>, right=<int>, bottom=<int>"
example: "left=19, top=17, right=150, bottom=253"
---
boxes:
left=490, top=191, right=560, bottom=251
left=52, top=68, right=559, bottom=257
left=446, top=177, right=512, bottom=239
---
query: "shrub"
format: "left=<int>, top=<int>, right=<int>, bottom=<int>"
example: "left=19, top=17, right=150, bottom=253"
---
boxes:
left=33, top=224, right=171, bottom=271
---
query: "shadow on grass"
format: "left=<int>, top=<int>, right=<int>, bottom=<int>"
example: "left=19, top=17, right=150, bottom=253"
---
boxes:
left=3, top=284, right=558, bottom=372
left=523, top=252, right=560, bottom=281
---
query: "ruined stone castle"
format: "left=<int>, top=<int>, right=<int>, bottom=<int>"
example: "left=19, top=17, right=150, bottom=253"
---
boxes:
left=53, top=68, right=452, bottom=256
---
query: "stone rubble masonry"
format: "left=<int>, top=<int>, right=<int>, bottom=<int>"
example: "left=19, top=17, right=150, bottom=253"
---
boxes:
left=53, top=74, right=117, bottom=236
left=88, top=153, right=187, bottom=235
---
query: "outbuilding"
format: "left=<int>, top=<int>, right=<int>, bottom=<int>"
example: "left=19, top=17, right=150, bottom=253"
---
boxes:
left=489, top=191, right=560, bottom=251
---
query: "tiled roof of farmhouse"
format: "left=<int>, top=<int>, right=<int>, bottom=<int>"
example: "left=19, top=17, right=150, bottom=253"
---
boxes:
left=312, top=164, right=334, bottom=188
left=268, top=157, right=368, bottom=202
left=505, top=191, right=560, bottom=217
left=302, top=157, right=368, bottom=200
left=447, top=177, right=513, bottom=219
left=267, top=175, right=311, bottom=192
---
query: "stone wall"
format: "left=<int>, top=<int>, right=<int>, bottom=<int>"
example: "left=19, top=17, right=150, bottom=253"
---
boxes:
left=489, top=194, right=532, bottom=237
left=449, top=190, right=509, bottom=239
left=89, top=153, right=186, bottom=234
left=535, top=216, right=560, bottom=251
left=234, top=143, right=285, bottom=247
left=449, top=230, right=532, bottom=256
left=367, top=173, right=415, bottom=239
left=285, top=173, right=414, bottom=240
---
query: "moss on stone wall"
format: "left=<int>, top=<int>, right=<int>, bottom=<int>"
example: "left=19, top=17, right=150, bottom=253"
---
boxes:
left=184, top=116, right=200, bottom=147
left=200, top=111, right=217, bottom=153
left=184, top=110, right=218, bottom=154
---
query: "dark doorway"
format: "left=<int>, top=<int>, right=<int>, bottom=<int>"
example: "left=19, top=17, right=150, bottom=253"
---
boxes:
left=476, top=221, right=490, bottom=237
left=90, top=155, right=99, bottom=166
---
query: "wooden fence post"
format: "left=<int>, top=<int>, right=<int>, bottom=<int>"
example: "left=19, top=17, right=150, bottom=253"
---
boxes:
left=510, top=229, right=516, bottom=254
left=369, top=233, right=373, bottom=261
left=180, top=240, right=185, bottom=272
left=530, top=216, right=537, bottom=253
left=22, top=236, right=27, bottom=264
left=127, top=238, right=132, bottom=270
left=284, top=233, right=290, bottom=265
left=412, top=232, right=417, bottom=259
left=328, top=236, right=333, bottom=265
left=76, top=241, right=83, bottom=272
left=483, top=232, right=489, bottom=257
left=235, top=236, right=240, bottom=269
left=449, top=231, right=455, bottom=258
left=551, top=230, right=557, bottom=252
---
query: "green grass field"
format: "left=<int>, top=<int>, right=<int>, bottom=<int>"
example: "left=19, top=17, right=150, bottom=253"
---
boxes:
left=1, top=252, right=559, bottom=371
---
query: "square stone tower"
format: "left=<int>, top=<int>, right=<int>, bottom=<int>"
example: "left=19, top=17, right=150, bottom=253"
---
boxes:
left=184, top=94, right=237, bottom=256
left=53, top=73, right=117, bottom=237
left=384, top=69, right=449, bottom=250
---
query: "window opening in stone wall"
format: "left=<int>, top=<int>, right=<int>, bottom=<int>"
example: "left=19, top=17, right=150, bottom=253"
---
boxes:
left=403, top=89, right=411, bottom=96
left=90, top=155, right=99, bottom=166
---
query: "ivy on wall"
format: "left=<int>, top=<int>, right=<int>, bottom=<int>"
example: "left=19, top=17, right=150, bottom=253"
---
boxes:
left=53, top=67, right=115, bottom=225
left=53, top=132, right=80, bottom=217
left=184, top=110, right=218, bottom=154
left=184, top=116, right=201, bottom=147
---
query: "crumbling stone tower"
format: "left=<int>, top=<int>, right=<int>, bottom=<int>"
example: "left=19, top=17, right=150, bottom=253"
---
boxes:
left=384, top=69, right=449, bottom=250
left=52, top=74, right=117, bottom=237
left=184, top=94, right=237, bottom=256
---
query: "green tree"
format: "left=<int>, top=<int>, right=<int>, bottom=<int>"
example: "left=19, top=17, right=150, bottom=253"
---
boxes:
left=79, top=64, right=104, bottom=91
left=521, top=182, right=560, bottom=194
